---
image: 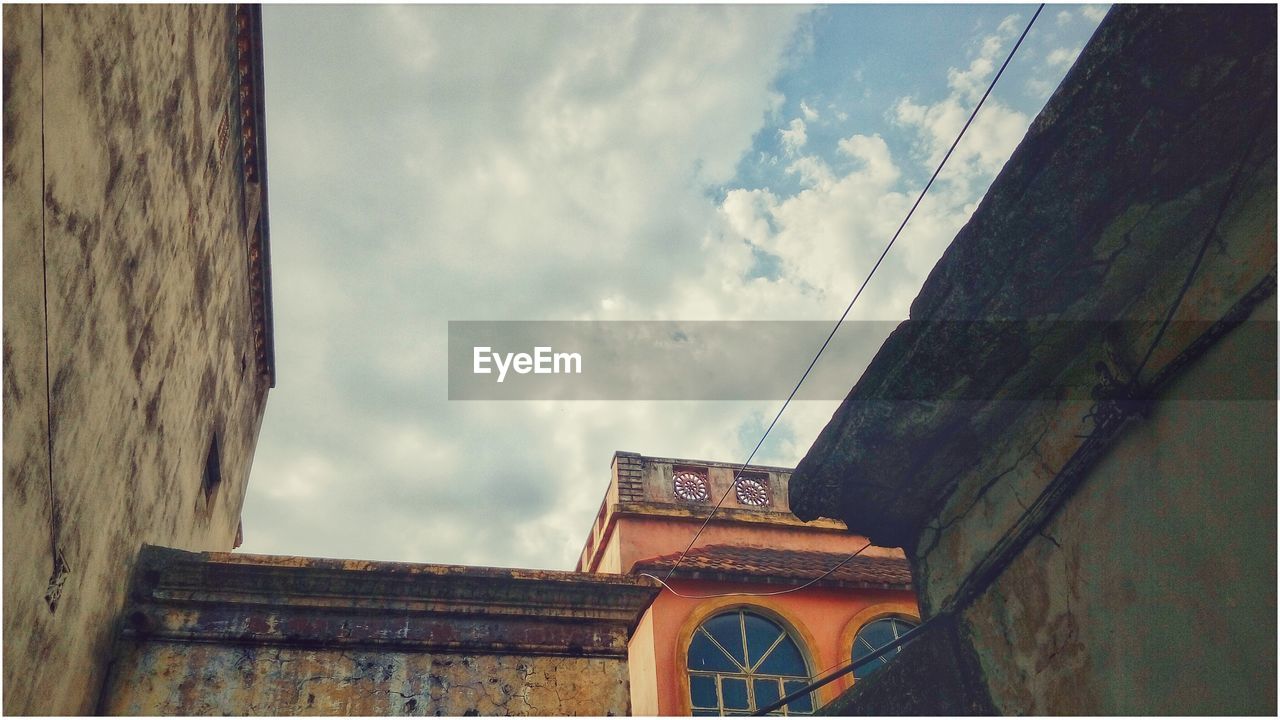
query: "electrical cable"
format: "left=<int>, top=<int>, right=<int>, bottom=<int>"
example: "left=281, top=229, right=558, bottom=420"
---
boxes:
left=760, top=58, right=1266, bottom=720
left=1129, top=119, right=1265, bottom=387
left=760, top=9, right=1258, bottom=717
left=664, top=3, right=1047, bottom=583
left=752, top=619, right=933, bottom=716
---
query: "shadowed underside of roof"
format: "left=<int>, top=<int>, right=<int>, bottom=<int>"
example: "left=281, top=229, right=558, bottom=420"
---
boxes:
left=632, top=545, right=913, bottom=589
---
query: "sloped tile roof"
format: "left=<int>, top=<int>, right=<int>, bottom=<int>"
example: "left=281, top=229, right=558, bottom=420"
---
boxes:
left=631, top=544, right=912, bottom=589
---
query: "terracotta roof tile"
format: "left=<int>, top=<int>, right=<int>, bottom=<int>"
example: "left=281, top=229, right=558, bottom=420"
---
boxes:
left=631, top=545, right=913, bottom=589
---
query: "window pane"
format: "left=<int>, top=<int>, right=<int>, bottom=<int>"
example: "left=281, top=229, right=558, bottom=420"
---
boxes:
left=854, top=619, right=896, bottom=657
left=691, top=709, right=719, bottom=716
left=704, top=613, right=748, bottom=668
left=742, top=613, right=784, bottom=668
left=754, top=678, right=781, bottom=709
left=689, top=630, right=739, bottom=672
left=756, top=635, right=806, bottom=677
left=853, top=654, right=890, bottom=680
left=690, top=674, right=717, bottom=709
left=852, top=617, right=918, bottom=680
left=782, top=681, right=813, bottom=713
left=721, top=677, right=750, bottom=710
left=687, top=610, right=818, bottom=716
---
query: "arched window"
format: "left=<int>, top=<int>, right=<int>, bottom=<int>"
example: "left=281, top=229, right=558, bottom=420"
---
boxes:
left=686, top=609, right=814, bottom=716
left=850, top=616, right=917, bottom=681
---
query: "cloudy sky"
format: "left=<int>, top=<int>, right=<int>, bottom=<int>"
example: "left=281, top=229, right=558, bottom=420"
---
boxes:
left=241, top=3, right=1108, bottom=570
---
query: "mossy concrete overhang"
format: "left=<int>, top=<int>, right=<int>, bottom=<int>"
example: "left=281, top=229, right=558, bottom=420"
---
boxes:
left=787, top=4, right=1277, bottom=548
left=121, top=546, right=661, bottom=657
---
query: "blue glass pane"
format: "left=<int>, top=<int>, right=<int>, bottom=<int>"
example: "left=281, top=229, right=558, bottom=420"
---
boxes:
left=754, top=678, right=781, bottom=709
left=852, top=618, right=917, bottom=680
left=854, top=620, right=896, bottom=659
left=689, top=629, right=738, bottom=672
left=853, top=653, right=891, bottom=680
left=756, top=635, right=806, bottom=677
left=783, top=681, right=813, bottom=713
left=703, top=613, right=747, bottom=668
left=743, top=613, right=784, bottom=667
left=722, top=677, right=750, bottom=710
left=690, top=674, right=717, bottom=709
left=691, top=710, right=718, bottom=716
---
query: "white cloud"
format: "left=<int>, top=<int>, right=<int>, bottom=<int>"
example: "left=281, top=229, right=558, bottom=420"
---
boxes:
left=779, top=117, right=809, bottom=157
left=1047, top=46, right=1081, bottom=68
left=247, top=5, right=811, bottom=568
left=889, top=18, right=1034, bottom=203
left=245, top=5, right=1089, bottom=571
left=1081, top=5, right=1109, bottom=22
left=658, top=17, right=1052, bottom=338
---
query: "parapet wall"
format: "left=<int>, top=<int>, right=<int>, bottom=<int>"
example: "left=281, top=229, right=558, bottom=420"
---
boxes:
left=99, top=547, right=660, bottom=715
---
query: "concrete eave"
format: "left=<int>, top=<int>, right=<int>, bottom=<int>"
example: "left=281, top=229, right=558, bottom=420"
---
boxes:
left=613, top=500, right=849, bottom=531
left=124, top=546, right=661, bottom=658
left=787, top=5, right=1277, bottom=548
left=650, top=567, right=911, bottom=592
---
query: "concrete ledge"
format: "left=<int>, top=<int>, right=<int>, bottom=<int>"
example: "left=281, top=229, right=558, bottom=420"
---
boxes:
left=614, top=500, right=849, bottom=530
left=123, top=545, right=660, bottom=657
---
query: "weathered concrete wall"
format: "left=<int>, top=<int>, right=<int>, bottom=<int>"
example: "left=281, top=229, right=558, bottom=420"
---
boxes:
left=2, top=6, right=272, bottom=714
left=909, top=6, right=1278, bottom=714
left=99, top=548, right=660, bottom=716
left=816, top=613, right=995, bottom=716
left=957, top=295, right=1276, bottom=715
left=105, top=643, right=630, bottom=716
left=788, top=4, right=1276, bottom=716
left=627, top=610, right=660, bottom=716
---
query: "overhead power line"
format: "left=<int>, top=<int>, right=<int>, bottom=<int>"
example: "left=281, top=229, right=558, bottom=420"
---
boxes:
left=664, top=4, right=1047, bottom=582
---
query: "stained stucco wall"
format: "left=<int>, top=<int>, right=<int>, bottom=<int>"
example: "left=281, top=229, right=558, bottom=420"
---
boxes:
left=102, top=644, right=632, bottom=716
left=2, top=6, right=270, bottom=714
left=576, top=453, right=876, bottom=575
left=628, top=610, right=661, bottom=716
left=787, top=5, right=1275, bottom=716
left=633, top=582, right=918, bottom=715
left=97, top=549, right=658, bottom=716
left=899, top=6, right=1279, bottom=715
left=956, top=295, right=1276, bottom=715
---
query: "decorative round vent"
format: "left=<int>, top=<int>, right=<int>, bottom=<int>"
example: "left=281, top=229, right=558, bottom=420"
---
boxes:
left=673, top=470, right=710, bottom=502
left=735, top=477, right=769, bottom=506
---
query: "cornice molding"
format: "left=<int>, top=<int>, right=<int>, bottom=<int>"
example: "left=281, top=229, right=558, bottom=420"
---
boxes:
left=124, top=547, right=661, bottom=658
left=234, top=4, right=275, bottom=387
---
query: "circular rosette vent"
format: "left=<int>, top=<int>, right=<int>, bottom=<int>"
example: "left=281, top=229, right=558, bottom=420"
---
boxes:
left=673, top=471, right=710, bottom=502
left=735, top=477, right=769, bottom=506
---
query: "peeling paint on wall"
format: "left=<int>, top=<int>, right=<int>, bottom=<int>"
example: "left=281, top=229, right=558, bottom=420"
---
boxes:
left=98, top=547, right=660, bottom=716
left=2, top=6, right=272, bottom=714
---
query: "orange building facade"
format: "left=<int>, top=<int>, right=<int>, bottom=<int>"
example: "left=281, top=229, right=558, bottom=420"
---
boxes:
left=576, top=452, right=919, bottom=715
